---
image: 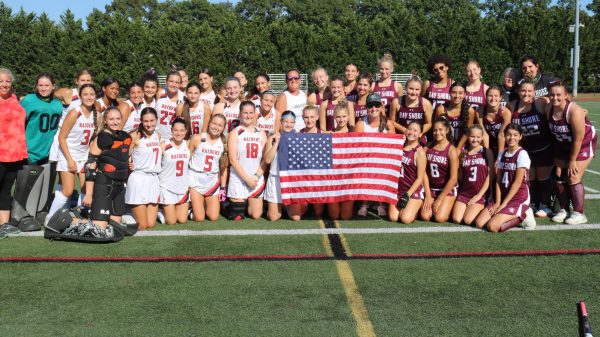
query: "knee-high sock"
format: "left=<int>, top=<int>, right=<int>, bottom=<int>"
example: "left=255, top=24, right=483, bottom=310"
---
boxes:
left=536, top=179, right=553, bottom=206
left=529, top=181, right=538, bottom=208
left=499, top=218, right=522, bottom=232
left=569, top=183, right=585, bottom=214
left=77, top=192, right=85, bottom=207
left=555, top=180, right=569, bottom=210
left=47, top=191, right=69, bottom=220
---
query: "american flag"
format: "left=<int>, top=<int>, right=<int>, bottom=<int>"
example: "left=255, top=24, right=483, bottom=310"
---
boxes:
left=278, top=132, right=405, bottom=205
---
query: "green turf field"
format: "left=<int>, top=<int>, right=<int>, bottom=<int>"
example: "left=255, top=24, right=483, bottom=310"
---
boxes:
left=2, top=101, right=600, bottom=337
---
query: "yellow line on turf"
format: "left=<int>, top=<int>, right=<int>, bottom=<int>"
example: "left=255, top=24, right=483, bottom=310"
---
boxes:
left=336, top=260, right=377, bottom=337
left=334, top=220, right=353, bottom=257
left=319, top=219, right=376, bottom=337
left=318, top=220, right=334, bottom=257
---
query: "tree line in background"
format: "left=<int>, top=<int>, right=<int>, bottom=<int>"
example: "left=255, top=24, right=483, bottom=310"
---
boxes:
left=1, top=0, right=600, bottom=95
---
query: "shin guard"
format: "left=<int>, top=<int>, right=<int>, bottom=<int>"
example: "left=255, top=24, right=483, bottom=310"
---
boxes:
left=569, top=182, right=585, bottom=214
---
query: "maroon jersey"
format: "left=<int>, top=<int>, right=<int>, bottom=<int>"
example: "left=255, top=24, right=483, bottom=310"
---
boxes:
left=324, top=100, right=336, bottom=131
left=511, top=99, right=552, bottom=153
left=441, top=106, right=464, bottom=146
left=398, top=145, right=424, bottom=199
left=483, top=107, right=505, bottom=154
left=426, top=142, right=452, bottom=190
left=345, top=85, right=358, bottom=103
left=465, top=82, right=486, bottom=112
left=549, top=100, right=597, bottom=161
left=315, top=91, right=327, bottom=106
left=458, top=147, right=489, bottom=201
left=426, top=79, right=452, bottom=109
left=373, top=80, right=397, bottom=114
left=354, top=102, right=367, bottom=120
left=397, top=96, right=426, bottom=129
left=497, top=147, right=530, bottom=218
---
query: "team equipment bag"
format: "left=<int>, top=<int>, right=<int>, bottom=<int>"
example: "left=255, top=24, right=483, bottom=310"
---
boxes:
left=44, top=209, right=124, bottom=243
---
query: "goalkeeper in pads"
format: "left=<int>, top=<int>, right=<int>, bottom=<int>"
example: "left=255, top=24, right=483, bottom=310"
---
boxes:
left=46, top=107, right=132, bottom=239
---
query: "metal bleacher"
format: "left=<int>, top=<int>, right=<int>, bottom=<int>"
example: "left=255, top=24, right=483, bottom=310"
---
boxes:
left=158, top=73, right=411, bottom=94
left=268, top=73, right=411, bottom=95
left=268, top=73, right=308, bottom=95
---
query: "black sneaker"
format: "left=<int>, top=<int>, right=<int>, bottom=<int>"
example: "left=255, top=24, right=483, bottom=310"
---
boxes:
left=0, top=223, right=21, bottom=235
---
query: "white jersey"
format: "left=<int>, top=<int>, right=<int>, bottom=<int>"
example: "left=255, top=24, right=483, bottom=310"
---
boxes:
left=159, top=139, right=190, bottom=194
left=362, top=115, right=387, bottom=133
left=222, top=101, right=241, bottom=138
left=58, top=109, right=96, bottom=162
left=141, top=97, right=157, bottom=110
left=156, top=92, right=184, bottom=139
left=50, top=89, right=82, bottom=161
left=131, top=132, right=162, bottom=173
left=283, top=90, right=307, bottom=132
left=230, top=126, right=263, bottom=178
left=189, top=103, right=207, bottom=136
left=123, top=100, right=142, bottom=133
left=200, top=90, right=216, bottom=110
left=61, top=88, right=79, bottom=118
left=257, top=109, right=276, bottom=135
left=189, top=133, right=224, bottom=175
left=96, top=97, right=117, bottom=114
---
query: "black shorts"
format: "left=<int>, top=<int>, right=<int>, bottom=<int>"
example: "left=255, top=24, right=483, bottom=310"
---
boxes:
left=90, top=172, right=126, bottom=222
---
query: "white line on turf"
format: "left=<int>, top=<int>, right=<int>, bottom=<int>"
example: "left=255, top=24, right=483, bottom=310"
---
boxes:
left=13, top=223, right=600, bottom=237
left=586, top=169, right=600, bottom=176
left=585, top=186, right=600, bottom=193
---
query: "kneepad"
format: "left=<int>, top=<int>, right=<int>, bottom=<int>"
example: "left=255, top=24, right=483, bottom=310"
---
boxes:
left=227, top=201, right=247, bottom=220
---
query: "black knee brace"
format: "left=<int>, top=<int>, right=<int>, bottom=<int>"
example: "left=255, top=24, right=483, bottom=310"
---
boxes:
left=227, top=201, right=247, bottom=220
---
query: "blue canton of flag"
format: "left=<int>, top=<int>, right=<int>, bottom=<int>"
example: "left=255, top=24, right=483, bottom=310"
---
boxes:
left=279, top=133, right=332, bottom=171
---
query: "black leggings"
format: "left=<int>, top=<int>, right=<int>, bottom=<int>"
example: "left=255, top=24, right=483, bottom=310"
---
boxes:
left=0, top=161, right=24, bottom=210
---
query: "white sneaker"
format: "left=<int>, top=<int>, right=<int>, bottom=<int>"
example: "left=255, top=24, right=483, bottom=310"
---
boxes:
left=157, top=211, right=165, bottom=224
left=188, top=209, right=194, bottom=220
left=551, top=209, right=568, bottom=223
left=535, top=205, right=552, bottom=218
left=522, top=208, right=536, bottom=230
left=357, top=205, right=368, bottom=217
left=565, top=212, right=587, bottom=225
left=377, top=205, right=387, bottom=217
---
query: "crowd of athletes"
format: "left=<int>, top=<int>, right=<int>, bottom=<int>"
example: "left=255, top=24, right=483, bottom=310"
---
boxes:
left=0, top=53, right=595, bottom=238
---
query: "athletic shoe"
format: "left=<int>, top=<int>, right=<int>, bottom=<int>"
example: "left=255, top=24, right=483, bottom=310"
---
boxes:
left=377, top=205, right=387, bottom=217
left=565, top=212, right=587, bottom=225
left=534, top=205, right=552, bottom=218
left=551, top=209, right=568, bottom=223
left=121, top=214, right=136, bottom=225
left=0, top=231, right=6, bottom=239
left=157, top=211, right=165, bottom=224
left=522, top=208, right=536, bottom=230
left=0, top=223, right=20, bottom=235
left=357, top=205, right=368, bottom=217
left=232, top=215, right=244, bottom=221
left=188, top=209, right=194, bottom=220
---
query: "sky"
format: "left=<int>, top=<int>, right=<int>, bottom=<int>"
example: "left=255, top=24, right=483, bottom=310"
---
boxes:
left=1, top=0, right=234, bottom=23
left=1, top=0, right=593, bottom=23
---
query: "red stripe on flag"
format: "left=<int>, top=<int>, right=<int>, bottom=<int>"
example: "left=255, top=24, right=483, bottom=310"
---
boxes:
left=280, top=172, right=399, bottom=183
left=282, top=194, right=397, bottom=205
left=333, top=142, right=404, bottom=149
left=332, top=163, right=402, bottom=171
left=332, top=152, right=403, bottom=160
left=281, top=183, right=398, bottom=194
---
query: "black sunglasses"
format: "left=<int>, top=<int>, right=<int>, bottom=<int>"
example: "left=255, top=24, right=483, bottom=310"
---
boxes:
left=366, top=102, right=382, bottom=108
left=286, top=76, right=300, bottom=81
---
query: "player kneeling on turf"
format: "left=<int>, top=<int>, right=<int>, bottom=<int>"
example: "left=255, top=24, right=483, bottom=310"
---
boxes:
left=46, top=107, right=132, bottom=239
left=158, top=118, right=190, bottom=225
left=474, top=123, right=536, bottom=232
left=189, top=114, right=228, bottom=221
